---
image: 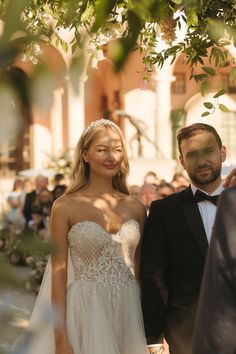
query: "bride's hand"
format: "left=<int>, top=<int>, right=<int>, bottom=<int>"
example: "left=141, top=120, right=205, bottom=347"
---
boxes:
left=162, top=339, right=170, bottom=354
left=223, top=167, right=236, bottom=188
left=55, top=340, right=74, bottom=354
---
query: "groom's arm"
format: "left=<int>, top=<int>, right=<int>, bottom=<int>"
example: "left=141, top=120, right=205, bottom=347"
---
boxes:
left=140, top=200, right=169, bottom=345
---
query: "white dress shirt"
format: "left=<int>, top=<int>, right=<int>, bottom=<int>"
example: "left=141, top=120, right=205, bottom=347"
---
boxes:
left=191, top=183, right=224, bottom=243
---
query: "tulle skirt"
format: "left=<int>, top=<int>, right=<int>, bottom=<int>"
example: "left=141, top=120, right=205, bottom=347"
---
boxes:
left=15, top=279, right=148, bottom=354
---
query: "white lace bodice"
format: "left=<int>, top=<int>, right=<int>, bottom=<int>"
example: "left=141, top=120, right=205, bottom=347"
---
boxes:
left=68, top=219, right=140, bottom=288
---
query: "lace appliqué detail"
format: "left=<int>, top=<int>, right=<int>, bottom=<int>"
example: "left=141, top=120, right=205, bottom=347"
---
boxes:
left=68, top=220, right=140, bottom=305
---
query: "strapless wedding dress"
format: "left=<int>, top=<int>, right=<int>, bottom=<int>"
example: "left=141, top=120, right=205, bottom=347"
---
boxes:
left=16, top=219, right=148, bottom=354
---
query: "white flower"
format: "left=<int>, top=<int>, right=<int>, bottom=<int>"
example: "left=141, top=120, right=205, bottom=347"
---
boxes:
left=20, top=43, right=43, bottom=65
left=58, top=159, right=66, bottom=167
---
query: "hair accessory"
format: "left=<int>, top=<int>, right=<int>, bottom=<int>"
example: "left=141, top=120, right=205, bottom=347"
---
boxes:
left=84, top=118, right=120, bottom=134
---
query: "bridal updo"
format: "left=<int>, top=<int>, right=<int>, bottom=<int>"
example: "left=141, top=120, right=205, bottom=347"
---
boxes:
left=65, top=119, right=130, bottom=195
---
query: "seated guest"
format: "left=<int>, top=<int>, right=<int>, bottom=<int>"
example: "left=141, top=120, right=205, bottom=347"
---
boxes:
left=23, top=175, right=48, bottom=222
left=171, top=172, right=189, bottom=189
left=137, top=183, right=158, bottom=213
left=3, top=179, right=25, bottom=230
left=52, top=184, right=67, bottom=201
left=156, top=181, right=175, bottom=200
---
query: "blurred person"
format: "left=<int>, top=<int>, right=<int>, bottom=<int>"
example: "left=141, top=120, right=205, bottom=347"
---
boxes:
left=129, top=184, right=141, bottom=198
left=223, top=167, right=236, bottom=188
left=171, top=172, right=189, bottom=189
left=4, top=180, right=26, bottom=231
left=52, top=184, right=67, bottom=201
left=143, top=171, right=160, bottom=185
left=140, top=123, right=226, bottom=354
left=23, top=175, right=48, bottom=222
left=137, top=183, right=158, bottom=213
left=51, top=174, right=68, bottom=203
left=53, top=173, right=66, bottom=186
left=15, top=119, right=149, bottom=354
left=25, top=186, right=55, bottom=238
left=156, top=182, right=175, bottom=200
left=28, top=204, right=45, bottom=234
left=192, top=185, right=236, bottom=354
left=9, top=178, right=23, bottom=197
left=37, top=188, right=53, bottom=214
left=37, top=188, right=53, bottom=203
left=19, top=177, right=34, bottom=210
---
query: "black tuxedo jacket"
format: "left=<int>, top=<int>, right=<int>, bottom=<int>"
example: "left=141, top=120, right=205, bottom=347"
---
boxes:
left=140, top=186, right=209, bottom=354
left=192, top=186, right=236, bottom=354
left=23, top=190, right=37, bottom=222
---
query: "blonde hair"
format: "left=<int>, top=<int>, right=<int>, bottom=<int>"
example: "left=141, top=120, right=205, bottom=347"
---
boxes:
left=66, top=119, right=130, bottom=195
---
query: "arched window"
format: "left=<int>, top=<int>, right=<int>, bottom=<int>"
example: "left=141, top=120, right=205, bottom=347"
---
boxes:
left=0, top=67, right=31, bottom=175
left=221, top=111, right=236, bottom=162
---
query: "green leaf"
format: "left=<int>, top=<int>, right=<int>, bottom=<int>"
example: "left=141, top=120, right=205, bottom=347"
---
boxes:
left=2, top=0, right=30, bottom=41
left=171, top=0, right=183, bottom=4
left=62, top=41, right=68, bottom=52
left=201, top=111, right=210, bottom=117
left=219, top=104, right=230, bottom=112
left=194, top=74, right=208, bottom=82
left=92, top=0, right=116, bottom=32
left=204, top=102, right=213, bottom=109
left=229, top=67, right=236, bottom=82
left=202, top=66, right=216, bottom=76
left=200, top=81, right=209, bottom=96
left=186, top=8, right=198, bottom=27
left=69, top=53, right=85, bottom=94
left=213, top=89, right=227, bottom=98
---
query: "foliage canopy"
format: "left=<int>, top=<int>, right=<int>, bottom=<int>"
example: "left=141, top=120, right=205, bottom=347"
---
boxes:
left=0, top=1, right=236, bottom=70
left=0, top=0, right=236, bottom=107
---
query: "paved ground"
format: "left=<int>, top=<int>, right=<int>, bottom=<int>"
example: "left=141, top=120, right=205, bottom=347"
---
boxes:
left=0, top=266, right=36, bottom=353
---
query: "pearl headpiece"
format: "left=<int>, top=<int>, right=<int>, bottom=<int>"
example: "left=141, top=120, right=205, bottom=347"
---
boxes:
left=83, top=118, right=120, bottom=134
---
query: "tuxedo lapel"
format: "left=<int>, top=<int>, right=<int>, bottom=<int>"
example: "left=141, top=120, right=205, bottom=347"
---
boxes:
left=180, top=187, right=208, bottom=257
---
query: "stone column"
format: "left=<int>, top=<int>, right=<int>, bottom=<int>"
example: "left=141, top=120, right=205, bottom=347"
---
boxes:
left=154, top=62, right=175, bottom=159
left=51, top=88, right=63, bottom=155
left=67, top=80, right=85, bottom=149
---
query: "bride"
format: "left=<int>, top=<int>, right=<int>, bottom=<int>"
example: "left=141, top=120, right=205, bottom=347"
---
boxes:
left=15, top=119, right=149, bottom=354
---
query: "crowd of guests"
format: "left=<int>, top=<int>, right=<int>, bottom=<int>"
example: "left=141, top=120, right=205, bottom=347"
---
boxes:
left=1, top=173, right=67, bottom=239
left=2, top=167, right=235, bottom=237
left=130, top=171, right=189, bottom=213
left=1, top=170, right=189, bottom=239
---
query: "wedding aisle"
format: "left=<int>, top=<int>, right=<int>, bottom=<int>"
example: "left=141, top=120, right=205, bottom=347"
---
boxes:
left=0, top=266, right=36, bottom=353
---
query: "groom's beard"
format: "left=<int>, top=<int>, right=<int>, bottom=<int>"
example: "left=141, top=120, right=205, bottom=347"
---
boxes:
left=188, top=165, right=221, bottom=186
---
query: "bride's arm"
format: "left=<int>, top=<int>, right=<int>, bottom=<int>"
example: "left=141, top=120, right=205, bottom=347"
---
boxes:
left=134, top=200, right=147, bottom=280
left=50, top=198, right=73, bottom=354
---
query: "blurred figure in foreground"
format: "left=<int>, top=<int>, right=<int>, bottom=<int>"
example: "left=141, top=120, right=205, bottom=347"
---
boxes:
left=192, top=186, right=236, bottom=354
left=223, top=167, right=236, bottom=188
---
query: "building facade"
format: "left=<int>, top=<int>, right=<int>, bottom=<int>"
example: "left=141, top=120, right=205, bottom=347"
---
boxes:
left=1, top=29, right=236, bottom=191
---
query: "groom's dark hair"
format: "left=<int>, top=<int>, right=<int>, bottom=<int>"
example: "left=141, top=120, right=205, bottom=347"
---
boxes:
left=177, top=123, right=222, bottom=155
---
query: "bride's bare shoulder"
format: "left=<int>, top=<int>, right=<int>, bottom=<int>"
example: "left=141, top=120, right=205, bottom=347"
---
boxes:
left=121, top=194, right=146, bottom=217
left=52, top=193, right=82, bottom=212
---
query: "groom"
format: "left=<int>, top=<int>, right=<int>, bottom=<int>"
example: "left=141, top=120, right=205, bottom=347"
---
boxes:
left=140, top=123, right=226, bottom=354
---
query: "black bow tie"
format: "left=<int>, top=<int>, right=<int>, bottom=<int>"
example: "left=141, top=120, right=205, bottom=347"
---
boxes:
left=195, top=189, right=219, bottom=206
